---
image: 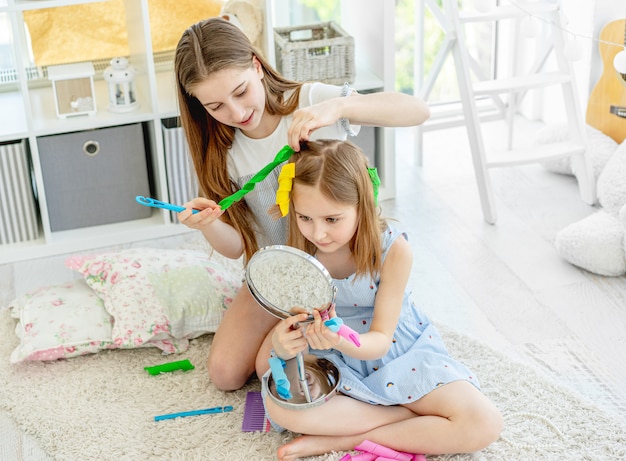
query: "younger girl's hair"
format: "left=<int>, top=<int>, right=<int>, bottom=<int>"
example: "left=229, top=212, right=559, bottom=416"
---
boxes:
left=174, top=17, right=302, bottom=261
left=287, top=140, right=386, bottom=278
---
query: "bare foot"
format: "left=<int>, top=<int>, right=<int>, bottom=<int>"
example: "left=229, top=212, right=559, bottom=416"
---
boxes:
left=277, top=434, right=355, bottom=461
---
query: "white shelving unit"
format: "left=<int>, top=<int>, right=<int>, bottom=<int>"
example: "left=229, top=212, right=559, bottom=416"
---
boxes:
left=0, top=0, right=396, bottom=264
left=0, top=0, right=187, bottom=264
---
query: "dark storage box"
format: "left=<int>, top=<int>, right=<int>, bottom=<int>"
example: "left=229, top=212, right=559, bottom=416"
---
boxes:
left=38, top=123, right=151, bottom=231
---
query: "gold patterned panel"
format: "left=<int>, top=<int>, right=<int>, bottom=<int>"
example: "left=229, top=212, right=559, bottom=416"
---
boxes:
left=148, top=0, right=224, bottom=54
left=24, top=0, right=224, bottom=66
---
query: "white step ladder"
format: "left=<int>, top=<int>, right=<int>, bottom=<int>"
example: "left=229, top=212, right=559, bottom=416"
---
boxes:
left=415, top=0, right=596, bottom=224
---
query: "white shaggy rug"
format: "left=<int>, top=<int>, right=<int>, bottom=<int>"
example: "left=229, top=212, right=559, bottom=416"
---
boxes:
left=0, top=308, right=624, bottom=461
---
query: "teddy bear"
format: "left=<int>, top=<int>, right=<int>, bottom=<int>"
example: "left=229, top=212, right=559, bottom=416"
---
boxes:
left=219, top=0, right=264, bottom=52
left=536, top=124, right=626, bottom=276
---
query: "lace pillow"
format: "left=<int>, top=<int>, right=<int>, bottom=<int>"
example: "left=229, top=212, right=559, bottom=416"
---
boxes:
left=66, top=248, right=242, bottom=353
left=10, top=279, right=114, bottom=363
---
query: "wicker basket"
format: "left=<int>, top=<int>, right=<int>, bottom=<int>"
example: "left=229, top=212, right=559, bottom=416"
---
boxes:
left=274, top=21, right=355, bottom=85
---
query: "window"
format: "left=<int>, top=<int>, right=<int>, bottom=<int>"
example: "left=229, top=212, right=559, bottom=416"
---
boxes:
left=0, top=0, right=224, bottom=90
left=0, top=13, right=16, bottom=85
left=406, top=0, right=498, bottom=104
left=273, top=0, right=498, bottom=103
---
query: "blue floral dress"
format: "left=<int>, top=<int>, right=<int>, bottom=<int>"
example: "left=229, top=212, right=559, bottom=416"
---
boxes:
left=311, top=225, right=480, bottom=405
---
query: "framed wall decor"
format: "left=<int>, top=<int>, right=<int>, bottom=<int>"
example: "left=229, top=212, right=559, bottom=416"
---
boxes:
left=48, top=62, right=96, bottom=118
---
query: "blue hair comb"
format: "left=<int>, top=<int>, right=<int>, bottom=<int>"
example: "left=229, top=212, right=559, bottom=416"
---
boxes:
left=135, top=196, right=199, bottom=214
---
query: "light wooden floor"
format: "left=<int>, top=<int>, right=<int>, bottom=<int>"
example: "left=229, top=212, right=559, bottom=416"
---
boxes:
left=386, top=120, right=626, bottom=421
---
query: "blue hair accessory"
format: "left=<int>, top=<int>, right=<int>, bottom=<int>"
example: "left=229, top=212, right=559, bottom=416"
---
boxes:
left=136, top=196, right=200, bottom=214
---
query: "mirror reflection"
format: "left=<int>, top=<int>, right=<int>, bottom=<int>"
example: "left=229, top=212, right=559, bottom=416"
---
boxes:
left=246, top=245, right=335, bottom=319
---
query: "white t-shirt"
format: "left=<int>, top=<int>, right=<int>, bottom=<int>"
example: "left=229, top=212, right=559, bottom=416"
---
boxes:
left=226, top=82, right=359, bottom=248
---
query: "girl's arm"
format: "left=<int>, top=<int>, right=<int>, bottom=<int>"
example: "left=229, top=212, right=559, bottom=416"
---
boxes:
left=288, top=92, right=430, bottom=149
left=340, top=91, right=431, bottom=127
left=177, top=197, right=245, bottom=259
left=306, top=236, right=413, bottom=361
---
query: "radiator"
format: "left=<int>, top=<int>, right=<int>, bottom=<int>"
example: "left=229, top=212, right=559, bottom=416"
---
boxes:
left=0, top=140, right=40, bottom=244
left=162, top=119, right=198, bottom=222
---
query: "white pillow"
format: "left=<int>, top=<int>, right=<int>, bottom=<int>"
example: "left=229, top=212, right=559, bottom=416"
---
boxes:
left=554, top=210, right=626, bottom=276
left=65, top=248, right=242, bottom=353
left=537, top=124, right=617, bottom=180
left=9, top=279, right=114, bottom=363
left=597, top=141, right=626, bottom=215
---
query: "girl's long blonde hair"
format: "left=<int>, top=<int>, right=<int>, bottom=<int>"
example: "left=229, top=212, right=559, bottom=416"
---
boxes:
left=174, top=17, right=302, bottom=261
left=287, top=140, right=386, bottom=279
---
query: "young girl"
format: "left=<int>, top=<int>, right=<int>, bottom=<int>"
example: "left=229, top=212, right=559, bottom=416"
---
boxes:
left=264, top=140, right=503, bottom=461
left=173, top=17, right=431, bottom=391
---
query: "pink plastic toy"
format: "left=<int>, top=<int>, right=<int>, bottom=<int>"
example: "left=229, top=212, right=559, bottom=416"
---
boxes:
left=342, top=440, right=427, bottom=460
left=350, top=453, right=378, bottom=461
left=320, top=310, right=361, bottom=347
left=354, top=440, right=413, bottom=461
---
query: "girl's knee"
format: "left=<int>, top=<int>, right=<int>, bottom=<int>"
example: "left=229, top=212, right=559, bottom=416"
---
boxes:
left=484, top=404, right=504, bottom=444
left=467, top=401, right=504, bottom=451
left=206, top=355, right=251, bottom=391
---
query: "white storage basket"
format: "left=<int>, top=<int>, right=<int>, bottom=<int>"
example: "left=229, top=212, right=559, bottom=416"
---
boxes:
left=274, top=21, right=355, bottom=84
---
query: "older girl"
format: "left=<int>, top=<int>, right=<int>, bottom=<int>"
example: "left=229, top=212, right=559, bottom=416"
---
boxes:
left=173, top=17, right=430, bottom=391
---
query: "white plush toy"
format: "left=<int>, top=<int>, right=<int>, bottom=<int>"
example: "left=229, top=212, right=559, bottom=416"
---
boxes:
left=219, top=0, right=264, bottom=51
left=538, top=124, right=626, bottom=276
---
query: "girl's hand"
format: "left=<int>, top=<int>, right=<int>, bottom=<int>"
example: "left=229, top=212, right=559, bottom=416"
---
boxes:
left=271, top=313, right=310, bottom=360
left=303, top=309, right=341, bottom=351
left=287, top=101, right=340, bottom=150
left=177, top=197, right=224, bottom=230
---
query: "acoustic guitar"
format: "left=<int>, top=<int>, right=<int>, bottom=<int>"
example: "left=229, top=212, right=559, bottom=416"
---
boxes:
left=585, top=19, right=626, bottom=143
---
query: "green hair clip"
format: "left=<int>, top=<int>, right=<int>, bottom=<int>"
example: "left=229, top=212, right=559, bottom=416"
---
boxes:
left=368, top=167, right=381, bottom=206
left=144, top=359, right=195, bottom=375
left=218, top=145, right=295, bottom=210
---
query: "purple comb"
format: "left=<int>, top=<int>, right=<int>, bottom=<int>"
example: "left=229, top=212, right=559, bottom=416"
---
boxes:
left=242, top=391, right=271, bottom=432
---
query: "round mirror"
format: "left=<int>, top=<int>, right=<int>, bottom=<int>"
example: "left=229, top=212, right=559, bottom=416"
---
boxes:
left=246, top=245, right=340, bottom=409
left=246, top=245, right=336, bottom=320
left=267, top=354, right=340, bottom=409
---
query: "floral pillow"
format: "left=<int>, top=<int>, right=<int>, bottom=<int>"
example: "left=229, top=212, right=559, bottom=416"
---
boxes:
left=9, top=279, right=115, bottom=363
left=65, top=248, right=242, bottom=353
